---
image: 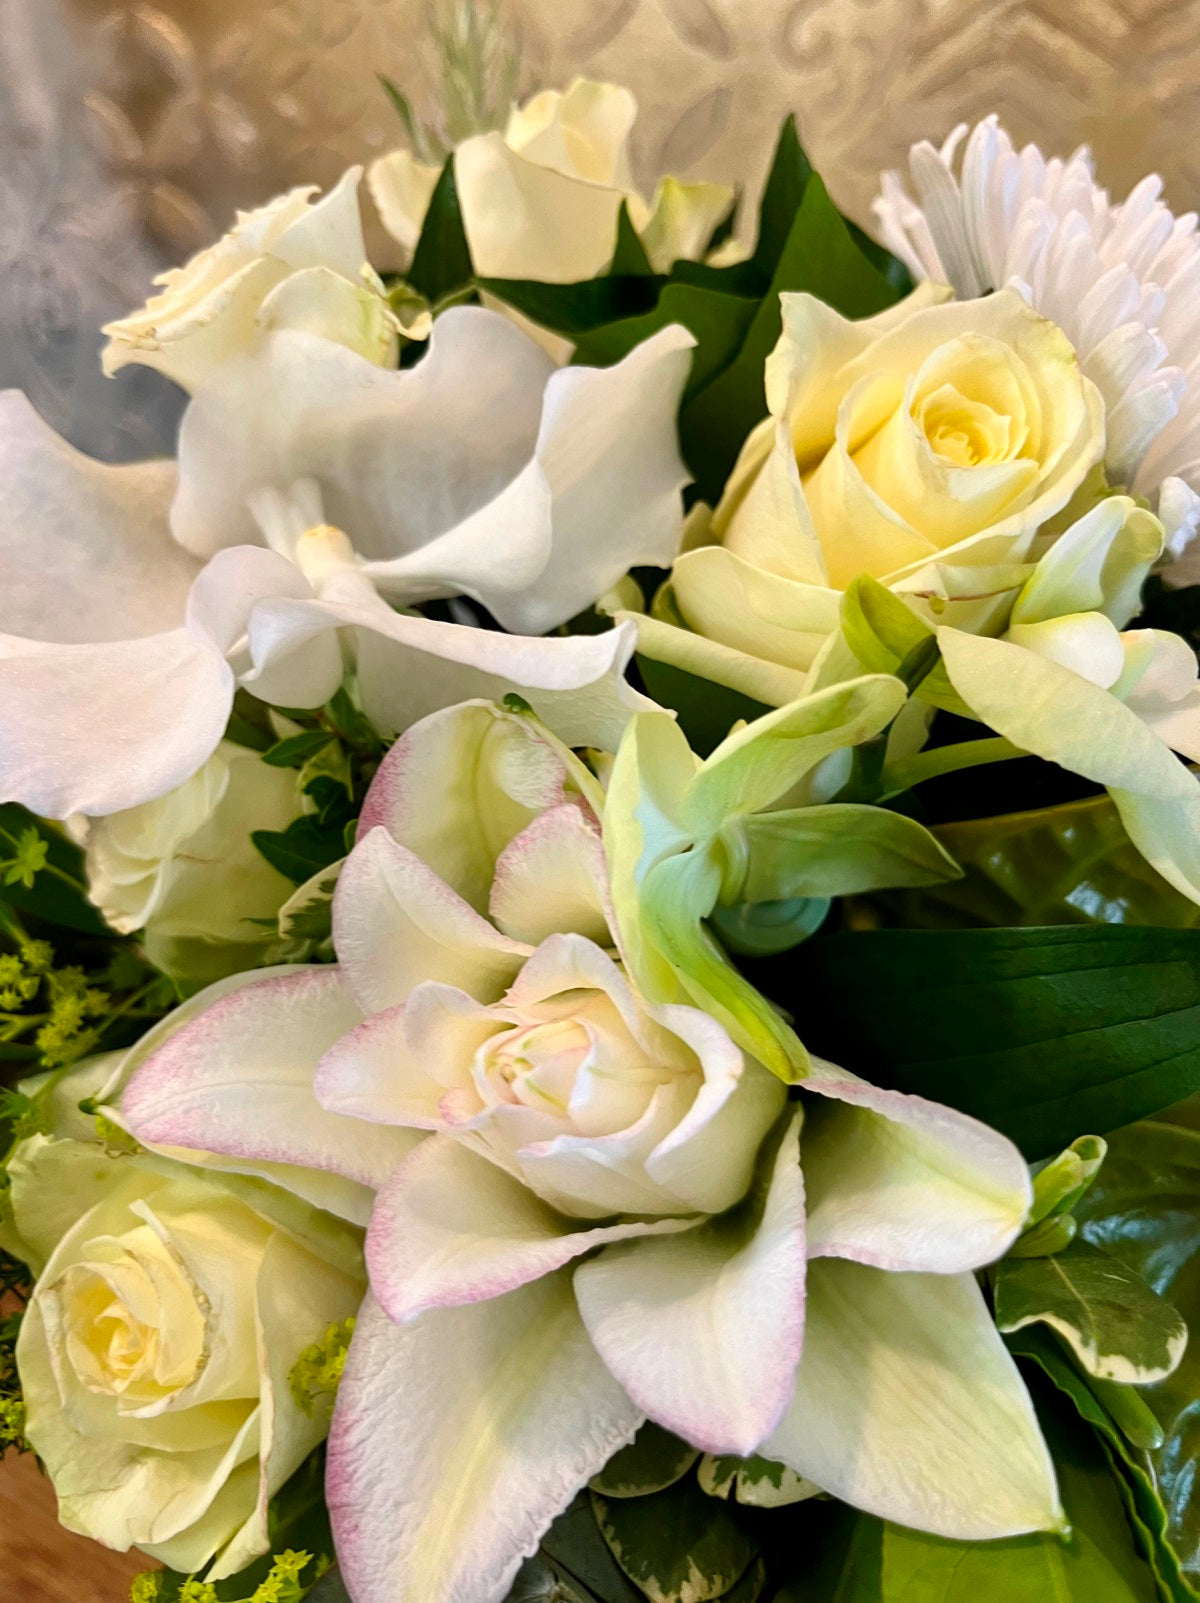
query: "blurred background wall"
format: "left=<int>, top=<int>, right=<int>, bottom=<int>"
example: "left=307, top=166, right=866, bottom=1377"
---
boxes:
left=9, top=0, right=1200, bottom=464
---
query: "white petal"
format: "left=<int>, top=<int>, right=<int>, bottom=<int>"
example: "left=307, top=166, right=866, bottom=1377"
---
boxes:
left=0, top=627, right=232, bottom=819
left=121, top=966, right=418, bottom=1194
left=366, top=1135, right=695, bottom=1322
left=327, top=1284, right=641, bottom=1603
left=575, top=1110, right=806, bottom=1456
left=0, top=392, right=195, bottom=644
left=763, top=1260, right=1061, bottom=1538
left=489, top=804, right=612, bottom=945
left=333, top=826, right=530, bottom=1013
left=802, top=1057, right=1032, bottom=1272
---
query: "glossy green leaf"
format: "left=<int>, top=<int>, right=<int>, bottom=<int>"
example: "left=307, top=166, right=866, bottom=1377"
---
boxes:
left=592, top=1475, right=758, bottom=1603
left=697, top=1453, right=817, bottom=1508
left=572, top=283, right=758, bottom=401
left=476, top=275, right=663, bottom=335
left=262, top=731, right=336, bottom=768
left=1010, top=1327, right=1197, bottom=1601
left=591, top=1423, right=700, bottom=1499
left=406, top=156, right=474, bottom=304
left=994, top=1241, right=1187, bottom=1384
left=1075, top=1117, right=1200, bottom=1589
left=870, top=793, right=1200, bottom=931
left=535, top=1492, right=664, bottom=1603
left=785, top=925, right=1200, bottom=1158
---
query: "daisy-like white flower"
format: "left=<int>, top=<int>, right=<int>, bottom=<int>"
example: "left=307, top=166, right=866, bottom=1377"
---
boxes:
left=874, top=117, right=1200, bottom=567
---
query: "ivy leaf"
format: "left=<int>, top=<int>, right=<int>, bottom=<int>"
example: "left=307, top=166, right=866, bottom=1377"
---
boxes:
left=994, top=1241, right=1188, bottom=1385
left=697, top=1453, right=817, bottom=1508
left=407, top=155, right=474, bottom=305
left=785, top=924, right=1200, bottom=1159
left=590, top=1422, right=700, bottom=1499
left=592, top=1475, right=758, bottom=1603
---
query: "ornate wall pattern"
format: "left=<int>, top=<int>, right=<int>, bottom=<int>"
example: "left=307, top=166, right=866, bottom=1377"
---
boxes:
left=13, top=0, right=1200, bottom=456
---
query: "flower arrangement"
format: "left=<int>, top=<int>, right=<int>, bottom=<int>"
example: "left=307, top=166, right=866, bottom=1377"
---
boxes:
left=3, top=52, right=1200, bottom=1603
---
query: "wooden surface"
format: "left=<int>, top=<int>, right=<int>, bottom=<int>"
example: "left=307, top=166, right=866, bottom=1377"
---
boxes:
left=0, top=1450, right=150, bottom=1603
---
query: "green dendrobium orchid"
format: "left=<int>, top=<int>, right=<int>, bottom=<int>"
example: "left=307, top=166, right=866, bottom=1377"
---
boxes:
left=603, top=674, right=962, bottom=1080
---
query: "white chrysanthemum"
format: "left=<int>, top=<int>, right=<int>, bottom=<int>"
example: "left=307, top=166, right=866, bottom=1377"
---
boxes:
left=874, top=117, right=1200, bottom=567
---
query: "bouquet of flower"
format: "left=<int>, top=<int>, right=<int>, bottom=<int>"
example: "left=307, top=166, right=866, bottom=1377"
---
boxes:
left=5, top=48, right=1200, bottom=1603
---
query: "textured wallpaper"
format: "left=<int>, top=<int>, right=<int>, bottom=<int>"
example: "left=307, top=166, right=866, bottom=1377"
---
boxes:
left=11, top=0, right=1200, bottom=457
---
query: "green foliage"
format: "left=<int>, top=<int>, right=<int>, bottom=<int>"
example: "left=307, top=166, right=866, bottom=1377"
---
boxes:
left=636, top=655, right=771, bottom=760
left=0, top=803, right=109, bottom=935
left=994, top=1241, right=1187, bottom=1385
left=406, top=155, right=475, bottom=305
left=289, top=1316, right=355, bottom=1417
left=251, top=688, right=385, bottom=888
left=865, top=791, right=1200, bottom=931
left=782, top=924, right=1200, bottom=1158
left=589, top=1423, right=700, bottom=1499
left=132, top=1552, right=327, bottom=1603
left=0, top=1247, right=29, bottom=1453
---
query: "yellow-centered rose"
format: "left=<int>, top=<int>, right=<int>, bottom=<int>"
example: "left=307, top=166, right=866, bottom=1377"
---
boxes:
left=637, top=286, right=1105, bottom=707
left=4, top=1057, right=364, bottom=1579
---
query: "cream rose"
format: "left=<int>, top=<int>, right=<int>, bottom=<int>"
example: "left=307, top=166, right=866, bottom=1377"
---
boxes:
left=102, top=169, right=398, bottom=390
left=640, top=286, right=1106, bottom=707
left=5, top=1057, right=365, bottom=1579
left=370, top=77, right=732, bottom=285
left=71, top=741, right=302, bottom=986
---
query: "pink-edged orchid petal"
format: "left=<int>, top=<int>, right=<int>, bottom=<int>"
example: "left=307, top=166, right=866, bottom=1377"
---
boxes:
left=801, top=1057, right=1032, bottom=1273
left=365, top=1135, right=697, bottom=1322
left=121, top=966, right=419, bottom=1195
left=356, top=700, right=575, bottom=909
left=316, top=984, right=499, bottom=1129
left=574, top=1109, right=806, bottom=1457
left=333, top=827, right=531, bottom=1014
left=327, top=1283, right=642, bottom=1603
left=488, top=803, right=611, bottom=946
left=763, top=1260, right=1062, bottom=1539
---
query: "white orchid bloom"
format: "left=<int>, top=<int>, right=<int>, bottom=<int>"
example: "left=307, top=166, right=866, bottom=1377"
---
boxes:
left=122, top=700, right=1059, bottom=1603
left=370, top=78, right=733, bottom=282
left=873, top=118, right=1200, bottom=561
left=102, top=169, right=399, bottom=390
left=939, top=494, right=1200, bottom=903
left=171, top=306, right=694, bottom=636
left=0, top=390, right=657, bottom=818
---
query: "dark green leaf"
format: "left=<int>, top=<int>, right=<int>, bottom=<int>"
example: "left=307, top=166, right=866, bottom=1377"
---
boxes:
left=262, top=731, right=336, bottom=768
left=0, top=804, right=108, bottom=936
left=636, top=655, right=770, bottom=759
left=476, top=275, right=663, bottom=336
left=591, top=1422, right=700, bottom=1498
left=784, top=925, right=1200, bottom=1158
left=572, top=283, right=758, bottom=403
left=252, top=816, right=347, bottom=885
left=749, top=115, right=813, bottom=283
left=844, top=217, right=913, bottom=300
left=407, top=156, right=474, bottom=304
left=681, top=175, right=901, bottom=502
left=592, top=1475, right=757, bottom=1603
left=611, top=201, right=655, bottom=276
left=994, top=1240, right=1187, bottom=1385
left=537, top=1492, right=648, bottom=1603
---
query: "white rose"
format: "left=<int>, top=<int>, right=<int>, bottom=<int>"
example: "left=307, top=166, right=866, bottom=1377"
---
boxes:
left=102, top=169, right=398, bottom=390
left=370, top=78, right=733, bottom=283
left=72, top=741, right=302, bottom=985
left=5, top=1057, right=365, bottom=1579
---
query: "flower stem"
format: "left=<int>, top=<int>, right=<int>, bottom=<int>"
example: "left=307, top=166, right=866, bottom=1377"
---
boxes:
left=880, top=736, right=1026, bottom=798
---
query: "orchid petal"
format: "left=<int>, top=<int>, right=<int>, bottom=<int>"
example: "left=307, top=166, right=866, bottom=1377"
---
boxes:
left=366, top=1135, right=696, bottom=1322
left=763, top=1260, right=1061, bottom=1539
left=121, top=967, right=418, bottom=1199
left=575, top=1110, right=806, bottom=1456
left=327, top=1284, right=641, bottom=1603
